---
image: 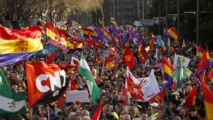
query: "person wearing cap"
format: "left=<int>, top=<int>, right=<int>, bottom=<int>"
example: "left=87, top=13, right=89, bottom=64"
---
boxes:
left=148, top=103, right=158, bottom=120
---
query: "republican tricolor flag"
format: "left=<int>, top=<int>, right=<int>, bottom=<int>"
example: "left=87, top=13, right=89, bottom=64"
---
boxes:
left=167, top=27, right=180, bottom=43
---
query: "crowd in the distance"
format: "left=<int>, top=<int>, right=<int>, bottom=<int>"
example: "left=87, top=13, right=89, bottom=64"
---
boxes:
left=0, top=23, right=211, bottom=120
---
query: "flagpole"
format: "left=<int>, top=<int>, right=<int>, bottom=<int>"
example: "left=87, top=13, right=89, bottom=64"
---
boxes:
left=47, top=104, right=50, bottom=120
left=101, top=57, right=105, bottom=79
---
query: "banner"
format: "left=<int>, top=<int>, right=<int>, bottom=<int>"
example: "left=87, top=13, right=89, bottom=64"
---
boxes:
left=173, top=54, right=191, bottom=67
left=66, top=90, right=90, bottom=103
left=26, top=61, right=69, bottom=107
left=137, top=69, right=160, bottom=101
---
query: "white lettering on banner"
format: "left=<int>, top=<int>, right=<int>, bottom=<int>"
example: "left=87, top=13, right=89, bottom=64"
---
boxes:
left=66, top=90, right=89, bottom=103
left=36, top=70, right=66, bottom=93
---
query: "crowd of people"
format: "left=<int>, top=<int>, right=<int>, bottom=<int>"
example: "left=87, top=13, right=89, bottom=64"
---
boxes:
left=0, top=23, right=210, bottom=120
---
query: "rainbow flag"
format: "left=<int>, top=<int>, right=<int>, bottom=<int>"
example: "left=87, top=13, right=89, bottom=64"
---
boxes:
left=167, top=27, right=180, bottom=43
left=45, top=22, right=83, bottom=51
left=0, top=26, right=43, bottom=67
left=201, top=79, right=213, bottom=120
left=162, top=56, right=173, bottom=89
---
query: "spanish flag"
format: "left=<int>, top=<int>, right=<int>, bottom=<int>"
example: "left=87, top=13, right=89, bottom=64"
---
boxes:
left=167, top=27, right=180, bottom=43
left=162, top=56, right=173, bottom=89
left=0, top=26, right=43, bottom=67
left=83, top=27, right=99, bottom=40
left=201, top=79, right=213, bottom=120
left=104, top=56, right=117, bottom=70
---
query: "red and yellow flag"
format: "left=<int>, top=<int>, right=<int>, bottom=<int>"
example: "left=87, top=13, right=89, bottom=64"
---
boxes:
left=122, top=47, right=134, bottom=70
left=104, top=56, right=117, bottom=70
left=202, top=79, right=213, bottom=120
left=185, top=86, right=197, bottom=107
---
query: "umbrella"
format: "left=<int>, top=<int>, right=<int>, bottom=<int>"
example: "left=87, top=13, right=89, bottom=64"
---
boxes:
left=153, top=63, right=177, bottom=70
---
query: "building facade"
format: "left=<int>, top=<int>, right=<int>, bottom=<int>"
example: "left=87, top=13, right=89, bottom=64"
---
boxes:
left=103, top=0, right=152, bottom=26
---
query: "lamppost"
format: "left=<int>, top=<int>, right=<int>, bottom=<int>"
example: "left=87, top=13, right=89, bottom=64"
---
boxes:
left=196, top=0, right=199, bottom=44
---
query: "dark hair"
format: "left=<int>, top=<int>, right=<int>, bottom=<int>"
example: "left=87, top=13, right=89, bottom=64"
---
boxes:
left=197, top=109, right=205, bottom=118
left=189, top=105, right=197, bottom=111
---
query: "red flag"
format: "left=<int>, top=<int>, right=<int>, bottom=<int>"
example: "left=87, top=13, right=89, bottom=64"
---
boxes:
left=51, top=92, right=67, bottom=110
left=208, top=69, right=213, bottom=83
left=94, top=40, right=102, bottom=48
left=91, top=102, right=105, bottom=120
left=149, top=33, right=154, bottom=51
left=26, top=61, right=67, bottom=107
left=148, top=90, right=166, bottom=103
left=138, top=43, right=148, bottom=64
left=96, top=54, right=101, bottom=63
left=88, top=32, right=94, bottom=47
left=196, top=49, right=210, bottom=74
left=122, top=47, right=134, bottom=70
left=70, top=79, right=78, bottom=90
left=104, top=56, right=117, bottom=70
left=125, top=69, right=144, bottom=100
left=46, top=52, right=55, bottom=64
left=108, top=46, right=119, bottom=56
left=122, top=84, right=128, bottom=97
left=58, top=64, right=78, bottom=75
left=185, top=86, right=197, bottom=107
left=19, top=60, right=25, bottom=66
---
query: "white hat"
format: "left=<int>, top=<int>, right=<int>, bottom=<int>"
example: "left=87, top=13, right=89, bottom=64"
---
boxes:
left=150, top=102, right=159, bottom=108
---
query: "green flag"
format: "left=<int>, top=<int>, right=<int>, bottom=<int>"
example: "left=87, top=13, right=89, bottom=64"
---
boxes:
left=78, top=55, right=101, bottom=104
left=0, top=70, right=27, bottom=116
left=173, top=60, right=192, bottom=89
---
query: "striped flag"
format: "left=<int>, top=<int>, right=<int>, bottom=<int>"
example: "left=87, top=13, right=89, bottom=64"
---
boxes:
left=162, top=56, right=173, bottom=89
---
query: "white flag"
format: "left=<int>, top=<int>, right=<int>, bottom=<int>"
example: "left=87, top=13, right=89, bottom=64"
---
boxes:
left=173, top=54, right=191, bottom=67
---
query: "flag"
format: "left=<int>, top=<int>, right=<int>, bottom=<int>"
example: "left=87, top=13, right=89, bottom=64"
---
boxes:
left=122, top=47, right=134, bottom=70
left=162, top=56, right=173, bottom=89
left=173, top=54, right=191, bottom=67
left=156, top=35, right=164, bottom=47
left=110, top=17, right=117, bottom=25
left=149, top=33, right=155, bottom=51
left=108, top=46, right=119, bottom=56
left=83, top=27, right=99, bottom=40
left=91, top=101, right=105, bottom=120
left=95, top=54, right=101, bottom=63
left=104, top=56, right=117, bottom=70
left=175, top=59, right=183, bottom=89
left=51, top=92, right=66, bottom=110
left=207, top=53, right=213, bottom=67
left=185, top=86, right=197, bottom=107
left=102, top=27, right=113, bottom=44
left=78, top=55, right=101, bottom=104
left=58, top=64, right=78, bottom=75
left=88, top=32, right=95, bottom=48
left=0, top=70, right=27, bottom=115
left=138, top=43, right=148, bottom=64
left=70, top=79, right=78, bottom=90
left=26, top=61, right=68, bottom=107
left=0, top=26, right=43, bottom=67
left=208, top=69, right=213, bottom=83
left=194, top=44, right=204, bottom=58
left=122, top=84, right=128, bottom=97
left=71, top=57, right=80, bottom=66
left=125, top=69, right=144, bottom=100
left=196, top=49, right=210, bottom=74
left=173, top=67, right=192, bottom=81
left=125, top=69, right=160, bottom=101
left=201, top=80, right=213, bottom=120
left=46, top=52, right=55, bottom=64
left=148, top=90, right=166, bottom=103
left=167, top=27, right=180, bottom=43
left=45, top=21, right=83, bottom=51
